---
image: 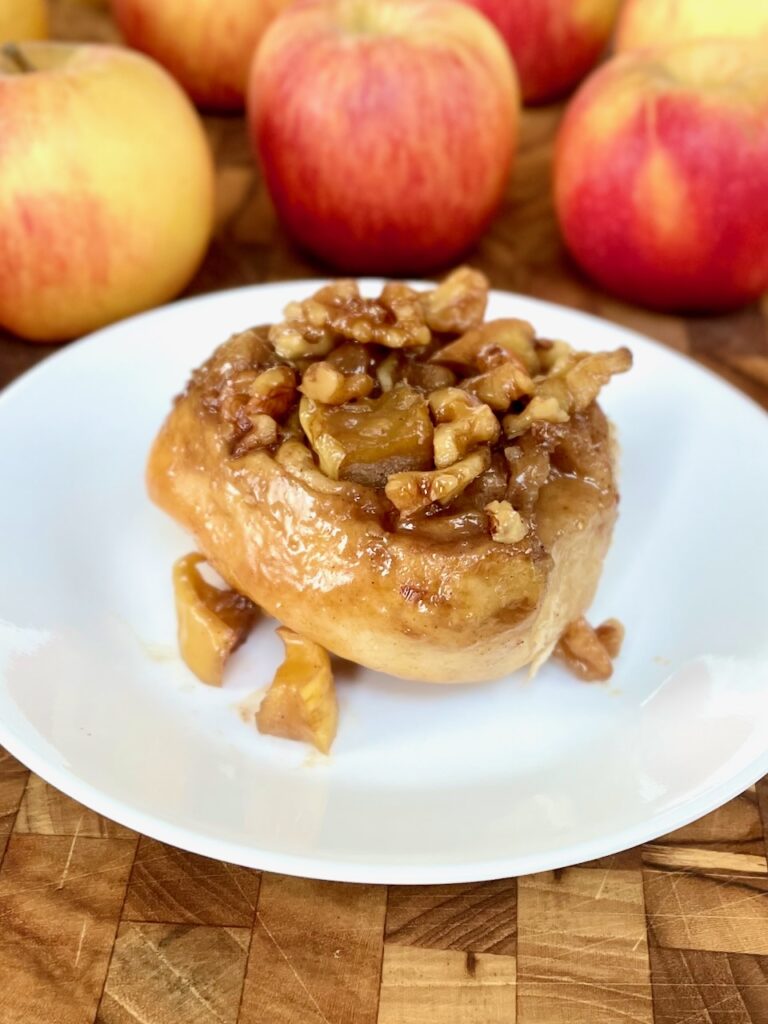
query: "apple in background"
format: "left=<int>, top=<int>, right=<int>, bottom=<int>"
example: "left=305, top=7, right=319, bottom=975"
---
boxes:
left=112, top=0, right=293, bottom=110
left=616, top=0, right=768, bottom=53
left=0, top=42, right=214, bottom=342
left=460, top=0, right=620, bottom=104
left=248, top=0, right=519, bottom=275
left=0, top=0, right=47, bottom=43
left=554, top=41, right=768, bottom=312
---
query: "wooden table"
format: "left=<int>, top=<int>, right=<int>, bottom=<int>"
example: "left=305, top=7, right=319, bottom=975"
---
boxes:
left=1, top=4, right=767, bottom=1022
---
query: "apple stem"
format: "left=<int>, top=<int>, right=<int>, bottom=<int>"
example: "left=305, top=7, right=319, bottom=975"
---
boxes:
left=1, top=43, right=35, bottom=74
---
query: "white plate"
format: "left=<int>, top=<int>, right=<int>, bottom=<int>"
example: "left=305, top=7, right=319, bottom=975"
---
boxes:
left=1, top=283, right=767, bottom=884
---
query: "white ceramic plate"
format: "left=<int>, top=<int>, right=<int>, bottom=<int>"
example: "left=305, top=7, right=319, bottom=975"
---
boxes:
left=1, top=282, right=767, bottom=884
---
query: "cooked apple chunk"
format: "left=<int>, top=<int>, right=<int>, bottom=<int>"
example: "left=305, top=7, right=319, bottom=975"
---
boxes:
left=256, top=628, right=338, bottom=754
left=173, top=554, right=257, bottom=686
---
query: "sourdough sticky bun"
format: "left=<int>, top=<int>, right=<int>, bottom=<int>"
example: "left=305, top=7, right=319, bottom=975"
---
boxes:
left=149, top=268, right=630, bottom=749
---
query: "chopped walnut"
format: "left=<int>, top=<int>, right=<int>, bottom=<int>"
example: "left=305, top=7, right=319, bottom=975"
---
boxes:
left=503, top=395, right=570, bottom=437
left=299, top=361, right=374, bottom=404
left=269, top=283, right=361, bottom=359
left=420, top=266, right=489, bottom=333
left=555, top=616, right=623, bottom=682
left=596, top=618, right=625, bottom=659
left=216, top=365, right=296, bottom=453
left=428, top=388, right=499, bottom=469
left=231, top=414, right=279, bottom=457
left=376, top=352, right=402, bottom=392
left=536, top=339, right=574, bottom=376
left=485, top=500, right=528, bottom=544
left=463, top=361, right=534, bottom=412
left=562, top=349, right=633, bottom=414
left=270, top=280, right=431, bottom=357
left=431, top=318, right=538, bottom=374
left=385, top=448, right=490, bottom=516
left=245, top=366, right=297, bottom=418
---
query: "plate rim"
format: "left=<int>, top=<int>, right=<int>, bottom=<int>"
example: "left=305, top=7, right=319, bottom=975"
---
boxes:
left=2, top=280, right=767, bottom=884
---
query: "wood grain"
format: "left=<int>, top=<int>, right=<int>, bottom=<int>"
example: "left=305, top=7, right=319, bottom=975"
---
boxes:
left=517, top=867, right=654, bottom=1024
left=644, top=870, right=768, bottom=955
left=649, top=948, right=768, bottom=1024
left=0, top=835, right=136, bottom=1024
left=14, top=775, right=135, bottom=839
left=96, top=923, right=250, bottom=1024
left=239, top=873, right=387, bottom=1024
left=386, top=879, right=517, bottom=955
left=0, top=750, right=28, bottom=863
left=377, top=945, right=517, bottom=1024
left=122, top=837, right=261, bottom=927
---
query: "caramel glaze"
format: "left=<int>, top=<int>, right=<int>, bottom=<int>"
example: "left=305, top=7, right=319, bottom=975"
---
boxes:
left=149, top=317, right=620, bottom=683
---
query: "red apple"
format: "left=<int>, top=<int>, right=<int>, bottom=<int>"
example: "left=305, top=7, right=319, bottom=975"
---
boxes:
left=112, top=0, right=293, bottom=111
left=0, top=42, right=214, bottom=342
left=616, top=0, right=768, bottom=53
left=248, top=0, right=519, bottom=274
left=461, top=0, right=620, bottom=104
left=554, top=41, right=768, bottom=312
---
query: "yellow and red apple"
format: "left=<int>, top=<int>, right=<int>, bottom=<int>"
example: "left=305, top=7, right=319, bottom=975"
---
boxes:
left=248, top=0, right=519, bottom=274
left=616, top=0, right=768, bottom=53
left=554, top=41, right=768, bottom=312
left=461, top=0, right=620, bottom=104
left=0, top=42, right=214, bottom=342
left=112, top=0, right=292, bottom=110
left=0, top=0, right=47, bottom=43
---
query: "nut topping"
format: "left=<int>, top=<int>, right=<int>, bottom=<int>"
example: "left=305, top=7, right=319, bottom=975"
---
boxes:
left=196, top=268, right=631, bottom=545
left=299, top=361, right=374, bottom=404
left=428, top=388, right=500, bottom=469
left=385, top=448, right=491, bottom=516
left=420, top=266, right=489, bottom=333
left=485, top=500, right=529, bottom=544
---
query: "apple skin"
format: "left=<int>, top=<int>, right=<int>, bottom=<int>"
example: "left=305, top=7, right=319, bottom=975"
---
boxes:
left=248, top=0, right=519, bottom=275
left=616, top=0, right=768, bottom=53
left=112, top=0, right=292, bottom=111
left=554, top=42, right=768, bottom=312
left=0, top=0, right=47, bottom=43
left=0, top=43, right=215, bottom=342
left=461, top=0, right=620, bottom=104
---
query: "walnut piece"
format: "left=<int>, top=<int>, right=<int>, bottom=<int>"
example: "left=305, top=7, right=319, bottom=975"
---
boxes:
left=463, top=361, right=534, bottom=411
left=485, top=500, right=528, bottom=544
left=231, top=414, right=279, bottom=457
left=299, top=361, right=374, bottom=404
left=270, top=280, right=431, bottom=358
left=596, top=618, right=625, bottom=659
left=555, top=616, right=623, bottom=682
left=503, top=395, right=570, bottom=438
left=428, top=388, right=499, bottom=469
left=420, top=266, right=489, bottom=333
left=385, top=448, right=490, bottom=516
left=431, top=318, right=537, bottom=374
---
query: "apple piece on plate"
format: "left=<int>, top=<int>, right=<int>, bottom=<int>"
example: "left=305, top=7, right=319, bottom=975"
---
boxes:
left=554, top=41, right=768, bottom=312
left=616, top=0, right=768, bottom=53
left=0, top=0, right=47, bottom=43
left=460, top=0, right=620, bottom=104
left=248, top=0, right=519, bottom=274
left=0, top=42, right=214, bottom=342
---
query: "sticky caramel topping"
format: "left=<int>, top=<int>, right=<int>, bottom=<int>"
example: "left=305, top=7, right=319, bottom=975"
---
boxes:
left=191, top=268, right=632, bottom=546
